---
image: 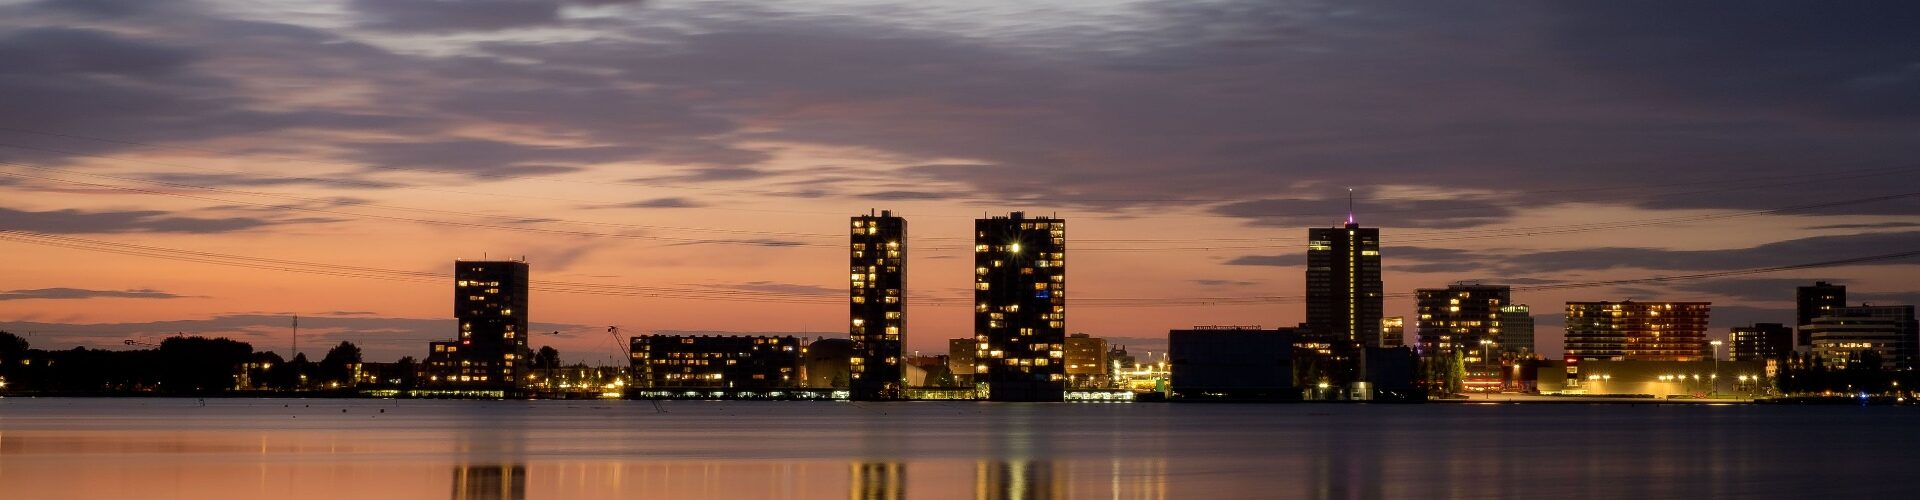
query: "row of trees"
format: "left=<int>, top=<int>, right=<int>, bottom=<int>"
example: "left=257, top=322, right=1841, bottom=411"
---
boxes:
left=1774, top=351, right=1917, bottom=395
left=0, top=331, right=385, bottom=394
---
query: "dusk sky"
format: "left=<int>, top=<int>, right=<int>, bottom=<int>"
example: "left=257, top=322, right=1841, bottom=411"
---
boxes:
left=3, top=0, right=1919, bottom=363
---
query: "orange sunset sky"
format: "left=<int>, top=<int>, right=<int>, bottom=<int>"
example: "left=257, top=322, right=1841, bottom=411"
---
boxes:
left=3, top=0, right=1918, bottom=362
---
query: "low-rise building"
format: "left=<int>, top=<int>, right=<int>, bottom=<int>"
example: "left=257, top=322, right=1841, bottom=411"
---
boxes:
left=1168, top=326, right=1295, bottom=401
left=628, top=335, right=803, bottom=389
left=1537, top=359, right=1770, bottom=398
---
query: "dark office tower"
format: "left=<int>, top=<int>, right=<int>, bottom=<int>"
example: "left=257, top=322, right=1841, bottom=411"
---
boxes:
left=850, top=210, right=907, bottom=401
left=450, top=260, right=531, bottom=387
left=1306, top=219, right=1383, bottom=348
left=1730, top=323, right=1794, bottom=362
left=974, top=212, right=1067, bottom=402
left=1415, top=284, right=1511, bottom=391
left=1796, top=281, right=1846, bottom=347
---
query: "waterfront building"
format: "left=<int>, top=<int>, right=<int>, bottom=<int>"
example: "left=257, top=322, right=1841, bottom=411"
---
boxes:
left=1300, top=212, right=1381, bottom=397
left=1563, top=301, right=1711, bottom=388
left=1564, top=301, right=1711, bottom=361
left=974, top=212, right=1067, bottom=402
left=849, top=210, right=907, bottom=400
left=1806, top=305, right=1918, bottom=370
left=1306, top=217, right=1383, bottom=348
left=1416, top=284, right=1510, bottom=391
left=628, top=335, right=803, bottom=388
left=1729, top=323, right=1794, bottom=362
left=1064, top=333, right=1109, bottom=388
left=1536, top=359, right=1770, bottom=398
left=1500, top=304, right=1535, bottom=354
left=1168, top=326, right=1296, bottom=400
left=1380, top=316, right=1405, bottom=348
left=428, top=260, right=530, bottom=388
left=1796, top=281, right=1846, bottom=347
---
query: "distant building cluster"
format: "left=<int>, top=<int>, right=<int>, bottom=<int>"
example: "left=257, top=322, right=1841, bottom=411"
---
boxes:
left=396, top=209, right=1917, bottom=403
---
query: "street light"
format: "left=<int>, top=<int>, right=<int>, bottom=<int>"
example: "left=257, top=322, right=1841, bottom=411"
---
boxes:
left=1478, top=339, right=1496, bottom=396
left=1710, top=340, right=1724, bottom=396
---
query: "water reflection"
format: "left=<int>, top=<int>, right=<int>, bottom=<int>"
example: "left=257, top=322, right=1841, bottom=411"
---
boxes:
left=452, top=464, right=526, bottom=500
left=975, top=460, right=1060, bottom=500
left=850, top=462, right=905, bottom=500
left=2, top=400, right=1915, bottom=499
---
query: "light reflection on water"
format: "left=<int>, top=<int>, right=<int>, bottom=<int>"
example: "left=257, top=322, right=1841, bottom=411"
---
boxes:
left=1, top=399, right=1917, bottom=499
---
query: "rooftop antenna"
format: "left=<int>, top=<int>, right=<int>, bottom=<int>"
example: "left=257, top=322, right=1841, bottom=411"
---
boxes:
left=1345, top=188, right=1356, bottom=226
left=291, top=315, right=298, bottom=359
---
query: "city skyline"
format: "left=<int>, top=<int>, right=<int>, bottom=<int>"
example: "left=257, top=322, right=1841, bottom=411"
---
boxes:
left=4, top=1, right=1920, bottom=364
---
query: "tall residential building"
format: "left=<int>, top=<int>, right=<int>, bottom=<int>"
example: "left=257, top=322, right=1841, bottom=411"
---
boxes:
left=974, top=212, right=1067, bottom=402
left=1306, top=218, right=1383, bottom=348
left=1500, top=305, right=1536, bottom=354
left=1416, top=284, right=1510, bottom=390
left=1564, top=301, right=1711, bottom=362
left=1729, top=323, right=1793, bottom=362
left=849, top=210, right=906, bottom=401
left=434, top=260, right=530, bottom=388
left=1796, top=282, right=1846, bottom=347
left=1380, top=317, right=1405, bottom=348
left=1806, top=305, right=1918, bottom=370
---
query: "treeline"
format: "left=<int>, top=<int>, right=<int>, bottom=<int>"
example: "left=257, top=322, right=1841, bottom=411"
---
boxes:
left=1775, top=351, right=1919, bottom=395
left=0, top=331, right=393, bottom=395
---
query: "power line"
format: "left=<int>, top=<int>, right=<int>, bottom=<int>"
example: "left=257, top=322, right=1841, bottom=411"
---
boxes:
left=2, top=228, right=1914, bottom=308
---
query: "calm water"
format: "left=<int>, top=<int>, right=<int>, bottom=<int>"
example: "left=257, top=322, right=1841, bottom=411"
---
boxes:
left=0, top=399, right=1915, bottom=499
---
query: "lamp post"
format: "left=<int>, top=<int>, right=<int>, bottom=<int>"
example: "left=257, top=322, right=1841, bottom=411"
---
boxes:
left=1478, top=339, right=1496, bottom=397
left=1710, top=340, right=1724, bottom=397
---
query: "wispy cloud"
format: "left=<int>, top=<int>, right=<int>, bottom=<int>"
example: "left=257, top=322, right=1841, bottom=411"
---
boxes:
left=0, top=287, right=192, bottom=301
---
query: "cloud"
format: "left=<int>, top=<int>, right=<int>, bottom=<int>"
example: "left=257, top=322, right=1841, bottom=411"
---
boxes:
left=0, top=287, right=191, bottom=301
left=1223, top=254, right=1298, bottom=267
left=0, top=206, right=282, bottom=234
left=1374, top=232, right=1920, bottom=276
left=1547, top=2, right=1920, bottom=119
left=1501, top=231, right=1920, bottom=273
left=704, top=281, right=839, bottom=296
left=0, top=27, right=195, bottom=76
left=346, top=139, right=646, bottom=177
left=1806, top=222, right=1920, bottom=230
left=350, top=0, right=561, bottom=32
left=627, top=166, right=772, bottom=184
left=1668, top=278, right=1843, bottom=302
left=860, top=190, right=960, bottom=201
left=141, top=172, right=402, bottom=190
left=615, top=197, right=704, bottom=209
left=1192, top=279, right=1258, bottom=287
left=1212, top=194, right=1515, bottom=229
